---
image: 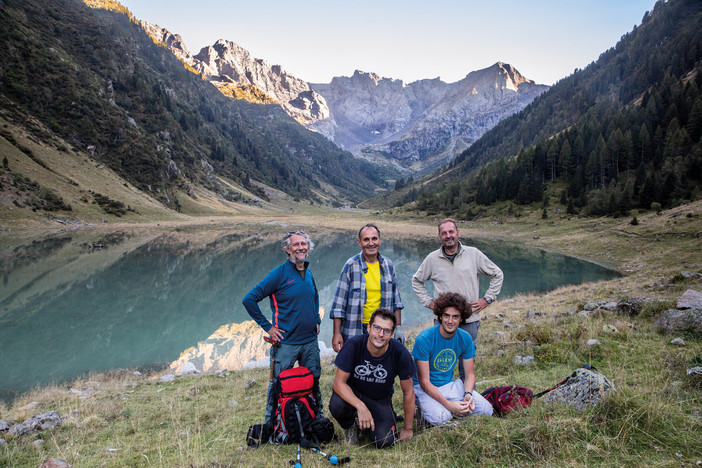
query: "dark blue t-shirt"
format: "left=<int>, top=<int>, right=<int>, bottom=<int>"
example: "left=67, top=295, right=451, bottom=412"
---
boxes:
left=334, top=334, right=416, bottom=401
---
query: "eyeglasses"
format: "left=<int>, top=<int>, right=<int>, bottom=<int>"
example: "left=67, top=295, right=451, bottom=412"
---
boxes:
left=371, top=324, right=393, bottom=336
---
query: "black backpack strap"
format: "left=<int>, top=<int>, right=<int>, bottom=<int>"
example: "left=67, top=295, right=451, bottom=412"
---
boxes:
left=294, top=401, right=315, bottom=448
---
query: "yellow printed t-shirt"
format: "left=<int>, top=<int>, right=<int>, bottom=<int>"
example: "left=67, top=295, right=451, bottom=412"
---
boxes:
left=362, top=261, right=381, bottom=324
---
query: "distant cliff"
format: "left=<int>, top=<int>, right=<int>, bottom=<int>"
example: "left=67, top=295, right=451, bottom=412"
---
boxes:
left=310, top=64, right=549, bottom=173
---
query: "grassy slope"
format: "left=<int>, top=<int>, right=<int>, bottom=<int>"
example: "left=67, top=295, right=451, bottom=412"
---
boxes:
left=0, top=113, right=286, bottom=238
left=0, top=200, right=701, bottom=467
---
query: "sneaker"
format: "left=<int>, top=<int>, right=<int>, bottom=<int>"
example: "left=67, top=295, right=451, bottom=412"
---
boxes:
left=344, top=421, right=359, bottom=445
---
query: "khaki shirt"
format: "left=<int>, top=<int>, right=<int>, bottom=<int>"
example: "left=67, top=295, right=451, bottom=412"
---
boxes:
left=412, top=243, right=503, bottom=323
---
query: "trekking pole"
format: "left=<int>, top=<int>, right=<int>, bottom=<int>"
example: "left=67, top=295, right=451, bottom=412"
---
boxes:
left=308, top=446, right=350, bottom=465
left=263, top=335, right=280, bottom=383
left=288, top=443, right=302, bottom=468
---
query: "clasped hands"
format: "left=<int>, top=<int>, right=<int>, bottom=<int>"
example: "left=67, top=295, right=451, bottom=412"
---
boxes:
left=448, top=394, right=475, bottom=416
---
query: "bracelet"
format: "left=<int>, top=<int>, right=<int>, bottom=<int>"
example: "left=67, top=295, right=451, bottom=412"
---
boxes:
left=464, top=391, right=473, bottom=396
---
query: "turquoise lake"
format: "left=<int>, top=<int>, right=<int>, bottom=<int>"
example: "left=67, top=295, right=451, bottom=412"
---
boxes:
left=0, top=229, right=619, bottom=402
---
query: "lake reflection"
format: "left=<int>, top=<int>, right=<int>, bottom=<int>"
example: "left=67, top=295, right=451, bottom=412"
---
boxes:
left=0, top=230, right=618, bottom=401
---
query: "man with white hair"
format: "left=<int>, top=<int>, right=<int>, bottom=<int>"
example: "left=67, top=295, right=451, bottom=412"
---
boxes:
left=243, top=231, right=321, bottom=424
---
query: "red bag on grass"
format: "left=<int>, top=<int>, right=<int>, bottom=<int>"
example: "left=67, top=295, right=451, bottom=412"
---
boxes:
left=481, top=385, right=534, bottom=416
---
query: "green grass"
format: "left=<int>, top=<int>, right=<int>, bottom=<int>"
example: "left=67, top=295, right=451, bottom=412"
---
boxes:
left=1, top=201, right=701, bottom=467
left=2, top=298, right=700, bottom=467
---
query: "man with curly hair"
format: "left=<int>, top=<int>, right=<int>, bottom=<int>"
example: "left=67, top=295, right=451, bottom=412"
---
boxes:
left=412, top=292, right=493, bottom=425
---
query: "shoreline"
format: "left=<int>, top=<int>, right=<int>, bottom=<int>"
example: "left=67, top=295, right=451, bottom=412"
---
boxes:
left=2, top=201, right=699, bottom=404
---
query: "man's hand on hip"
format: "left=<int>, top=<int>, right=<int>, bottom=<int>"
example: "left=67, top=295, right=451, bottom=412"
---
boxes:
left=470, top=298, right=490, bottom=313
left=267, top=326, right=285, bottom=342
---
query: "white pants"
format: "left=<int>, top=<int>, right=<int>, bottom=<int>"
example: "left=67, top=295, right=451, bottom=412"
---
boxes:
left=414, top=378, right=493, bottom=425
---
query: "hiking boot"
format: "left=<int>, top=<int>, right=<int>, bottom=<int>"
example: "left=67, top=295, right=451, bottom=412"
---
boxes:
left=344, top=421, right=359, bottom=445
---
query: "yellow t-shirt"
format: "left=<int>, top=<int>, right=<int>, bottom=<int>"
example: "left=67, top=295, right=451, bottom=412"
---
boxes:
left=363, top=261, right=381, bottom=324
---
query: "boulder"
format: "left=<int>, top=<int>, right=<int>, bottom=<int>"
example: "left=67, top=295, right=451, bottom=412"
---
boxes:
left=17, top=402, right=38, bottom=411
left=514, top=355, right=534, bottom=365
left=177, top=362, right=199, bottom=376
left=583, top=301, right=601, bottom=311
left=8, top=411, right=62, bottom=437
left=615, top=297, right=651, bottom=316
left=654, top=309, right=702, bottom=336
left=678, top=289, right=702, bottom=310
left=542, top=368, right=616, bottom=410
left=681, top=271, right=702, bottom=280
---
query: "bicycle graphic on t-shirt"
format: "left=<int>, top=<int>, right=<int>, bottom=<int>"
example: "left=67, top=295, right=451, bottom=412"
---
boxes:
left=354, top=360, right=388, bottom=380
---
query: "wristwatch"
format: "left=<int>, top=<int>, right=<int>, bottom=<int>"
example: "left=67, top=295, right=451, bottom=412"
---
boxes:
left=484, top=297, right=493, bottom=304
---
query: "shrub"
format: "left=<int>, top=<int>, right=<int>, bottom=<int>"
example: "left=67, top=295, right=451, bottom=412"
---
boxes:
left=514, top=324, right=553, bottom=345
left=92, top=192, right=128, bottom=216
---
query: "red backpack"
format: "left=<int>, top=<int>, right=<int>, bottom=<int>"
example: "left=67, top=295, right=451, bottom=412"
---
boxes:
left=481, top=385, right=534, bottom=416
left=246, top=366, right=335, bottom=448
left=272, top=366, right=318, bottom=445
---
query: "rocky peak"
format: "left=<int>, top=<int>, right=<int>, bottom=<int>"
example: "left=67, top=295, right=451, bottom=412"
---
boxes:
left=349, top=70, right=403, bottom=87
left=310, top=63, right=549, bottom=173
left=138, top=24, right=329, bottom=125
left=139, top=21, right=191, bottom=63
left=190, top=39, right=329, bottom=124
left=492, top=61, right=533, bottom=89
left=138, top=19, right=548, bottom=173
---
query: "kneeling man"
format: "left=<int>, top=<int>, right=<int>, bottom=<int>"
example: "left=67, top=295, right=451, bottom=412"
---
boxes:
left=413, top=292, right=493, bottom=425
left=329, top=308, right=415, bottom=448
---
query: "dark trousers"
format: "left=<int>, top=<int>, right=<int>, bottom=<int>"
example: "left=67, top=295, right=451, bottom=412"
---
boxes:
left=329, top=390, right=397, bottom=448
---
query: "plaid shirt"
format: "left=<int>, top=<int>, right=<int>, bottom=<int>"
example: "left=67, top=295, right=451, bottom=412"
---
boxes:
left=329, top=252, right=404, bottom=341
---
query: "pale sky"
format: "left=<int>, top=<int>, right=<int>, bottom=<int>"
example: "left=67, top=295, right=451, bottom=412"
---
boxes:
left=117, top=0, right=657, bottom=86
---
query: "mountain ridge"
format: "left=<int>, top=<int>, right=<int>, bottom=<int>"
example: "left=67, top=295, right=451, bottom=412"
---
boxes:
left=137, top=18, right=548, bottom=174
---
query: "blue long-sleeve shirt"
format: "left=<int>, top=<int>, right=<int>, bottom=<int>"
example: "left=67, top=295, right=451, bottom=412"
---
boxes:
left=242, top=259, right=320, bottom=345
